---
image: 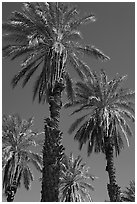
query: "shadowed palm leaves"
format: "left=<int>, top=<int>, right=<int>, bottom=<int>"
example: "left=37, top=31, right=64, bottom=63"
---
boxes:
left=2, top=114, right=42, bottom=202
left=2, top=3, right=109, bottom=201
left=65, top=69, right=135, bottom=201
left=121, top=180, right=135, bottom=202
left=59, top=153, right=96, bottom=202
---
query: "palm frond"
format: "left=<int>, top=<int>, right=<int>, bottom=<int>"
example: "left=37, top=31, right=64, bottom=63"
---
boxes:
left=70, top=13, right=96, bottom=30
left=77, top=60, right=94, bottom=79
left=121, top=180, right=135, bottom=202
left=22, top=60, right=42, bottom=87
left=75, top=45, right=110, bottom=61
left=29, top=151, right=43, bottom=166
left=26, top=166, right=34, bottom=181
left=11, top=57, right=41, bottom=88
left=30, top=158, right=42, bottom=172
left=108, top=75, right=127, bottom=98
left=79, top=181, right=94, bottom=191
left=70, top=104, right=93, bottom=116
left=121, top=111, right=135, bottom=123
left=2, top=113, right=43, bottom=197
left=114, top=102, right=135, bottom=114
left=63, top=5, right=78, bottom=25
left=23, top=167, right=31, bottom=190
left=60, top=153, right=95, bottom=202
left=3, top=33, right=28, bottom=44
left=63, top=31, right=82, bottom=42
left=68, top=114, right=89, bottom=134
left=67, top=53, right=86, bottom=80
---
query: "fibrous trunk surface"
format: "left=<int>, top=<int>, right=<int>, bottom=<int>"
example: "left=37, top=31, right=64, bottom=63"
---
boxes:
left=105, top=137, right=121, bottom=202
left=41, top=82, right=65, bottom=202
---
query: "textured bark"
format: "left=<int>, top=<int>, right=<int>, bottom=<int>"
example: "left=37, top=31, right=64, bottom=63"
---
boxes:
left=6, top=165, right=19, bottom=202
left=41, top=82, right=65, bottom=202
left=6, top=183, right=17, bottom=202
left=105, top=137, right=121, bottom=202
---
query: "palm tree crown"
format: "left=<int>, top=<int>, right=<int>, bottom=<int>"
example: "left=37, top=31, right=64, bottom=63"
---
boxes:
left=59, top=153, right=96, bottom=202
left=66, top=69, right=135, bottom=156
left=3, top=2, right=109, bottom=103
left=121, top=180, right=135, bottom=202
left=2, top=114, right=43, bottom=198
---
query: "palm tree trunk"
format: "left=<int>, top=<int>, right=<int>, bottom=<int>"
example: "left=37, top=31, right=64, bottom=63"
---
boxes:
left=6, top=190, right=14, bottom=202
left=6, top=184, right=17, bottom=202
left=41, top=81, right=65, bottom=202
left=6, top=162, right=19, bottom=202
left=105, top=137, right=121, bottom=202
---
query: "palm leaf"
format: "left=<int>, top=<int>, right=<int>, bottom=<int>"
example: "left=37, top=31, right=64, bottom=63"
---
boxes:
left=27, top=166, right=34, bottom=181
left=30, top=158, right=42, bottom=172
left=63, top=31, right=82, bottom=42
left=70, top=13, right=96, bottom=30
left=79, top=181, right=94, bottom=191
left=68, top=114, right=89, bottom=134
left=63, top=5, right=78, bottom=25
left=22, top=60, right=42, bottom=87
left=23, top=167, right=31, bottom=190
left=29, top=151, right=43, bottom=166
left=67, top=53, right=86, bottom=80
left=77, top=60, right=94, bottom=79
left=75, top=45, right=110, bottom=61
left=3, top=33, right=28, bottom=44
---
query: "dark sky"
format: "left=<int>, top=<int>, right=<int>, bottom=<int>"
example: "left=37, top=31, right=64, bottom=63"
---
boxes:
left=2, top=2, right=135, bottom=202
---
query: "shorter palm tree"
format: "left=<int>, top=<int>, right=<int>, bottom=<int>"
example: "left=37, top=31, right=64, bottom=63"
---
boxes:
left=2, top=114, right=43, bottom=202
left=65, top=69, right=135, bottom=201
left=121, top=180, right=135, bottom=202
left=59, top=153, right=97, bottom=202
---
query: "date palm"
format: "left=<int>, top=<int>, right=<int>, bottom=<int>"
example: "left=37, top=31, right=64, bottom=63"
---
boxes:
left=121, top=180, right=135, bottom=202
left=2, top=2, right=109, bottom=201
left=65, top=69, right=135, bottom=202
left=59, top=153, right=96, bottom=202
left=2, top=114, right=42, bottom=202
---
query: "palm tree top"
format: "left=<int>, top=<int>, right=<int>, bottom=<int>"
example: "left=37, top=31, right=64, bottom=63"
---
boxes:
left=121, top=180, right=135, bottom=202
left=2, top=114, right=43, bottom=194
left=3, top=2, right=109, bottom=103
left=65, top=69, right=135, bottom=156
left=2, top=114, right=40, bottom=153
left=59, top=153, right=97, bottom=202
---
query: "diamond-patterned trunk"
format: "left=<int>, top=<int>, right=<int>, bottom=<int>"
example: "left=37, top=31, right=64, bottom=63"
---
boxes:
left=105, top=137, right=121, bottom=202
left=41, top=82, right=65, bottom=202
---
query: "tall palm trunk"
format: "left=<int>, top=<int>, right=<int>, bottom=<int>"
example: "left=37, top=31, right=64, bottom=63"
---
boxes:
left=6, top=182, right=17, bottom=202
left=41, top=69, right=65, bottom=200
left=6, top=188, right=15, bottom=202
left=6, top=165, right=19, bottom=202
left=105, top=137, right=121, bottom=202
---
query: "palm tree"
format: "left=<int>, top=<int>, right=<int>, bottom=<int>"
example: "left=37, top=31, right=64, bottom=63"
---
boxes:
left=59, top=153, right=96, bottom=202
left=2, top=114, right=43, bottom=202
left=2, top=3, right=109, bottom=201
left=121, top=180, right=135, bottom=202
left=65, top=69, right=135, bottom=201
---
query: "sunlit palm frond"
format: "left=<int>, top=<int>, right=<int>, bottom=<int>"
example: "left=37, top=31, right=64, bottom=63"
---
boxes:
left=121, top=180, right=135, bottom=202
left=3, top=2, right=109, bottom=103
left=2, top=114, right=42, bottom=195
left=59, top=153, right=96, bottom=201
left=67, top=69, right=134, bottom=156
left=75, top=45, right=110, bottom=61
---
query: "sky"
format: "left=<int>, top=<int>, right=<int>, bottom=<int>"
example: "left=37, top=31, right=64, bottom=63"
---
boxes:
left=2, top=2, right=135, bottom=202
